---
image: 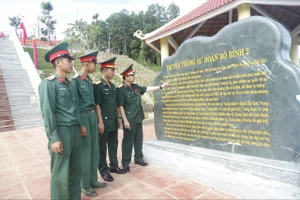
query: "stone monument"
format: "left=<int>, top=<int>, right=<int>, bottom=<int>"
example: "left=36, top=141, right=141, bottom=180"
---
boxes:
left=144, top=16, right=300, bottom=198
left=154, top=16, right=300, bottom=162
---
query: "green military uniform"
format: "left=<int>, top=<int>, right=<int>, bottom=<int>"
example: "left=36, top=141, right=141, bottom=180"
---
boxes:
left=117, top=65, right=147, bottom=166
left=39, top=42, right=81, bottom=200
left=94, top=57, right=120, bottom=176
left=71, top=72, right=99, bottom=190
left=94, top=78, right=119, bottom=173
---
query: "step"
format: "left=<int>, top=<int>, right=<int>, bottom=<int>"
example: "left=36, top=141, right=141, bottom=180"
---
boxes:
left=0, top=126, right=15, bottom=132
left=5, top=89, right=35, bottom=94
left=0, top=99, right=10, bottom=105
left=14, top=118, right=44, bottom=127
left=2, top=71, right=28, bottom=75
left=4, top=92, right=37, bottom=96
left=1, top=115, right=43, bottom=123
left=7, top=96, right=39, bottom=102
left=0, top=115, right=13, bottom=120
left=0, top=110, right=41, bottom=117
left=0, top=96, right=9, bottom=100
left=0, top=119, right=14, bottom=127
left=15, top=123, right=43, bottom=130
left=0, top=120, right=42, bottom=130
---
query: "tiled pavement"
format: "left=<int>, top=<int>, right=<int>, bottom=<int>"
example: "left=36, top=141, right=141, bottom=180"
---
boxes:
left=0, top=124, right=236, bottom=199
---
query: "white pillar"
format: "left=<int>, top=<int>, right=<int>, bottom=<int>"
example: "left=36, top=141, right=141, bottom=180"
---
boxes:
left=238, top=3, right=251, bottom=21
left=160, top=37, right=169, bottom=65
left=290, top=36, right=299, bottom=66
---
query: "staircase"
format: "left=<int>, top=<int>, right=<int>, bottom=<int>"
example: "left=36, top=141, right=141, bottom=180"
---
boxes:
left=0, top=39, right=43, bottom=131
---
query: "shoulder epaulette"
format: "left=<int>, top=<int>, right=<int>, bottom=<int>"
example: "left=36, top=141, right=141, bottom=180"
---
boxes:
left=46, top=75, right=56, bottom=81
left=94, top=81, right=102, bottom=85
left=72, top=74, right=79, bottom=79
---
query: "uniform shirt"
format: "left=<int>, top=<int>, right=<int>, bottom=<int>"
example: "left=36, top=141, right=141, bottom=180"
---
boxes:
left=39, top=74, right=79, bottom=144
left=117, top=83, right=147, bottom=124
left=71, top=72, right=96, bottom=127
left=94, top=78, right=118, bottom=132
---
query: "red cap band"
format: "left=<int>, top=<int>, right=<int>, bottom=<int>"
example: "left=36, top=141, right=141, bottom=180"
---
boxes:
left=100, top=62, right=115, bottom=68
left=49, top=50, right=70, bottom=62
left=80, top=56, right=97, bottom=63
left=122, top=69, right=134, bottom=77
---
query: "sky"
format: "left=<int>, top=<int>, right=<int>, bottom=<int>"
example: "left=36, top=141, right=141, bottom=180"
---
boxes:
left=0, top=0, right=207, bottom=40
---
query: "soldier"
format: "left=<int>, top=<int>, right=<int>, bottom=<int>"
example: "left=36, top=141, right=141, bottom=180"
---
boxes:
left=71, top=51, right=107, bottom=197
left=94, top=57, right=126, bottom=182
left=117, top=64, right=168, bottom=172
left=38, top=42, right=81, bottom=199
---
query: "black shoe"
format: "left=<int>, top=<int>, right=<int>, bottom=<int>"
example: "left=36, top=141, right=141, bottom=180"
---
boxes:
left=123, top=165, right=130, bottom=172
left=110, top=167, right=126, bottom=174
left=135, top=159, right=148, bottom=166
left=101, top=173, right=114, bottom=182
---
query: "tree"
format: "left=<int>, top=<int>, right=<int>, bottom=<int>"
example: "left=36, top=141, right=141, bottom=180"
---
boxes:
left=40, top=1, right=57, bottom=42
left=8, top=15, right=23, bottom=32
left=64, top=19, right=89, bottom=51
left=167, top=2, right=180, bottom=21
left=106, top=9, right=132, bottom=55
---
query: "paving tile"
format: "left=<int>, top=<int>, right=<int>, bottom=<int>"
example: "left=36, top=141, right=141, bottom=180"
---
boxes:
left=94, top=191, right=126, bottom=200
left=0, top=158, right=12, bottom=168
left=0, top=173, right=22, bottom=188
left=14, top=131, right=34, bottom=141
left=4, top=192, right=31, bottom=199
left=93, top=186, right=113, bottom=198
left=0, top=152, right=10, bottom=161
left=0, top=166, right=17, bottom=180
left=0, top=125, right=238, bottom=200
left=105, top=172, right=139, bottom=190
left=19, top=168, right=50, bottom=182
left=37, top=153, right=51, bottom=162
left=8, top=149, right=35, bottom=162
left=143, top=171, right=182, bottom=189
left=24, top=176, right=51, bottom=193
left=130, top=165, right=160, bottom=180
left=164, top=180, right=210, bottom=199
left=28, top=185, right=50, bottom=199
left=1, top=140, right=24, bottom=148
left=117, top=180, right=160, bottom=199
left=145, top=191, right=177, bottom=199
left=4, top=144, right=28, bottom=152
left=15, top=160, right=46, bottom=174
left=11, top=156, right=43, bottom=168
left=198, top=189, right=238, bottom=199
left=0, top=183, right=27, bottom=199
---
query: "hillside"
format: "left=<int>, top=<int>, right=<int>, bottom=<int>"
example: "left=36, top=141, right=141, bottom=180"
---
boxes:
left=24, top=47, right=159, bottom=86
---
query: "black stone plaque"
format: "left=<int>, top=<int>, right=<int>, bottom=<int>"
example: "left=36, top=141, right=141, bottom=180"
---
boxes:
left=154, top=16, right=300, bottom=162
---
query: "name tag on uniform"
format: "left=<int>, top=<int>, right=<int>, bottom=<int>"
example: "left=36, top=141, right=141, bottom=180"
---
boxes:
left=104, top=88, right=109, bottom=90
left=80, top=86, right=86, bottom=88
left=59, top=88, right=67, bottom=91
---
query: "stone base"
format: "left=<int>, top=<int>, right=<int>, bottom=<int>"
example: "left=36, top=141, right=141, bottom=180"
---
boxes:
left=143, top=140, right=300, bottom=199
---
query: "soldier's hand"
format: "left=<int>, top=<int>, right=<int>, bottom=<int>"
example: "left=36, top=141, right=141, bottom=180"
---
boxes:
left=124, top=120, right=130, bottom=130
left=118, top=119, right=122, bottom=128
left=52, top=141, right=63, bottom=154
left=80, top=126, right=87, bottom=137
left=98, top=122, right=105, bottom=134
left=161, top=82, right=169, bottom=89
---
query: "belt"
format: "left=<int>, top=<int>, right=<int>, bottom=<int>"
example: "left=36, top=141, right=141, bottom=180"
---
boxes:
left=81, top=109, right=95, bottom=113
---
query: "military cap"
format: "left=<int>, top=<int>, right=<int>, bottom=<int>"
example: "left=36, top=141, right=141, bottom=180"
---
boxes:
left=78, top=50, right=98, bottom=63
left=98, top=57, right=116, bottom=69
left=44, top=42, right=74, bottom=62
left=120, top=64, right=136, bottom=77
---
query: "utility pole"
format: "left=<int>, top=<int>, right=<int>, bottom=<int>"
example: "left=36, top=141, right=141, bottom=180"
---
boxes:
left=37, top=14, right=40, bottom=44
left=108, top=32, right=111, bottom=53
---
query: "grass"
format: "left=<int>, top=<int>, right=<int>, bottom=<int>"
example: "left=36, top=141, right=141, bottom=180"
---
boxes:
left=24, top=47, right=161, bottom=88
